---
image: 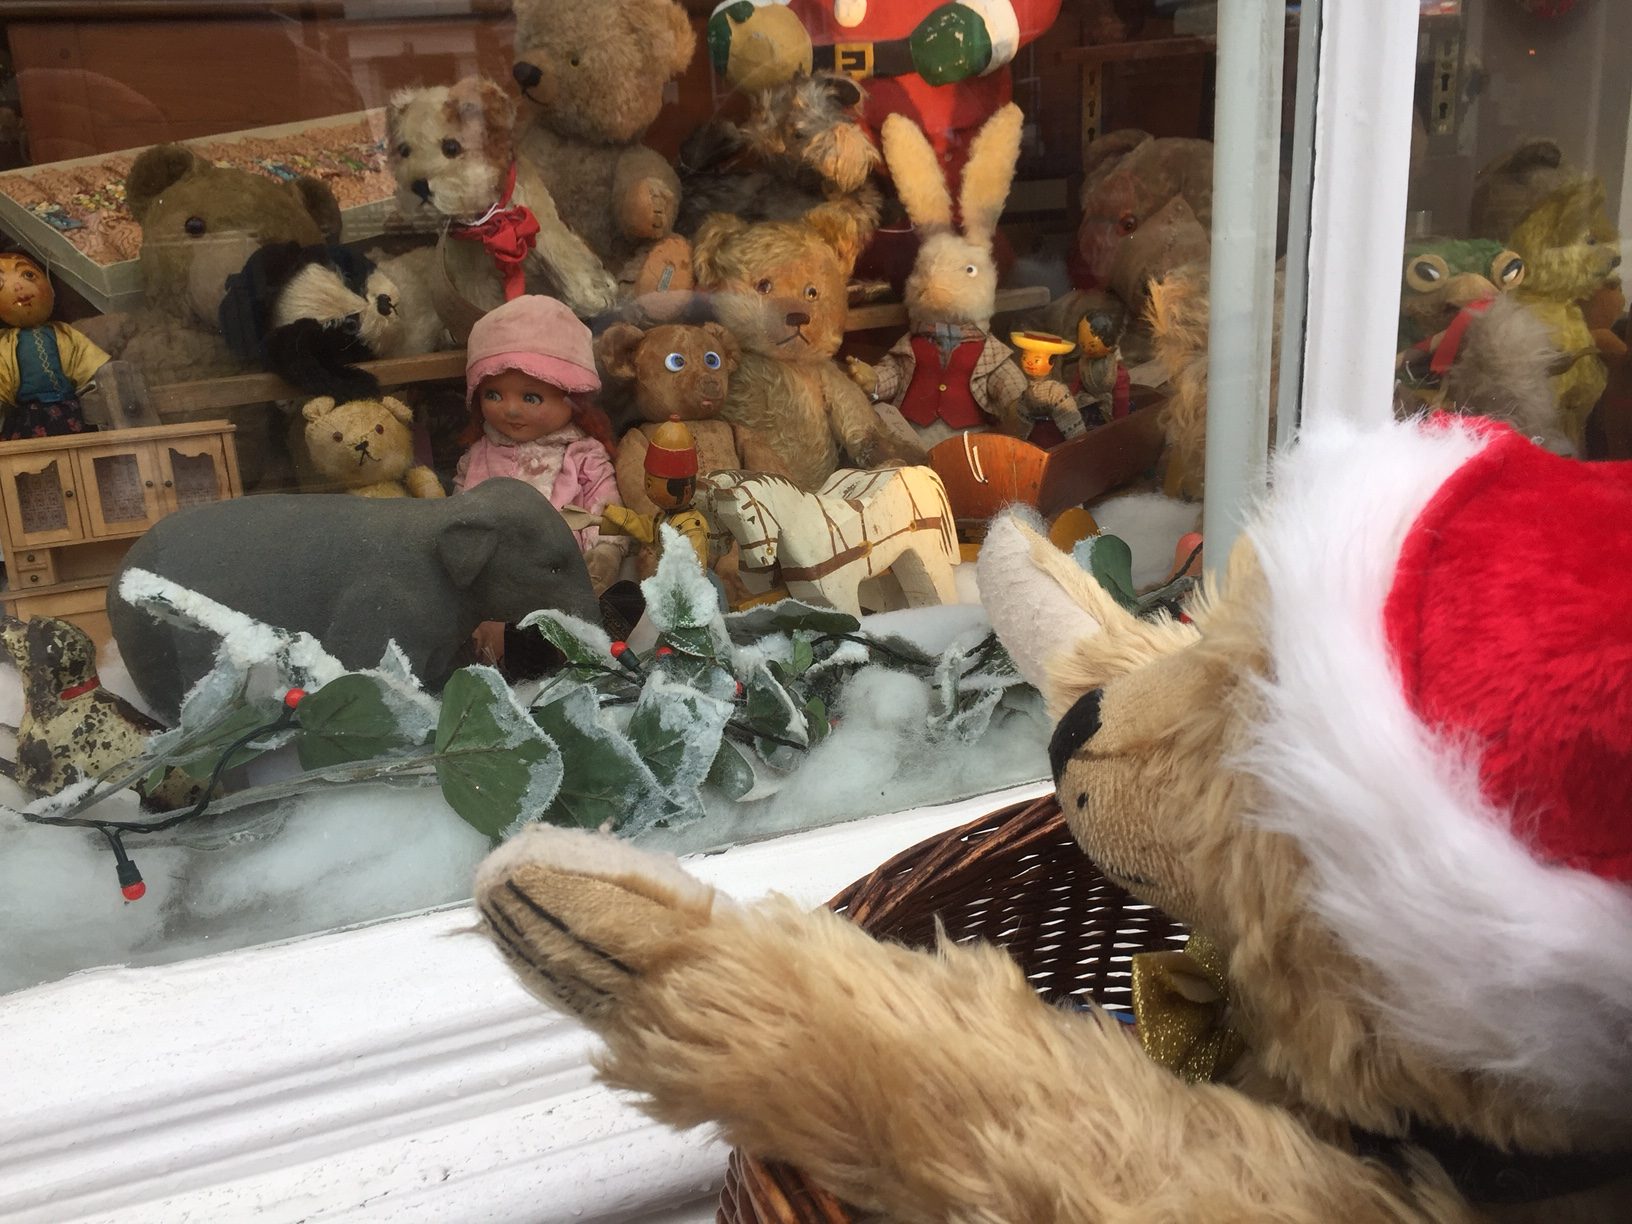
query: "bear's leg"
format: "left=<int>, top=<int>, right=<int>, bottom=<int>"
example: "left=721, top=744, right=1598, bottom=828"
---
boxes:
left=474, top=826, right=1453, bottom=1224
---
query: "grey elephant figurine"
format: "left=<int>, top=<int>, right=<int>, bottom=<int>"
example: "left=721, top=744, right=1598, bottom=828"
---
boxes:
left=108, top=477, right=601, bottom=721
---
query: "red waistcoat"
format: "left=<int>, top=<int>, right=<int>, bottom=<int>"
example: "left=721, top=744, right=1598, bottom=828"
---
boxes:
left=899, top=335, right=986, bottom=429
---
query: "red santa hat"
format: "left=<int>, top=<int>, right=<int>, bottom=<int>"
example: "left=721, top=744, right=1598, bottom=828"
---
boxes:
left=1243, top=414, right=1632, bottom=1124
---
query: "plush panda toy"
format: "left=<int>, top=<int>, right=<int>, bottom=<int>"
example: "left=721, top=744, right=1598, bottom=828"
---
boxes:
left=219, top=242, right=403, bottom=400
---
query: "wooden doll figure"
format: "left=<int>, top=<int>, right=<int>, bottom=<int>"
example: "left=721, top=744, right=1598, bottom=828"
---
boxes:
left=598, top=420, right=712, bottom=572
left=0, top=251, right=111, bottom=440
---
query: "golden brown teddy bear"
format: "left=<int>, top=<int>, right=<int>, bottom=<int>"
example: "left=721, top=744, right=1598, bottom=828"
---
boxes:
left=299, top=394, right=445, bottom=499
left=692, top=213, right=925, bottom=490
left=473, top=415, right=1632, bottom=1222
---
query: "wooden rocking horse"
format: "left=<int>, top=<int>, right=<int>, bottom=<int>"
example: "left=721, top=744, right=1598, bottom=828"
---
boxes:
left=701, top=467, right=959, bottom=617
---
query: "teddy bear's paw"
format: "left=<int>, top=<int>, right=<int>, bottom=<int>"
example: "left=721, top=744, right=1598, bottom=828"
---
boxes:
left=620, top=178, right=680, bottom=242
left=474, top=823, right=722, bottom=1025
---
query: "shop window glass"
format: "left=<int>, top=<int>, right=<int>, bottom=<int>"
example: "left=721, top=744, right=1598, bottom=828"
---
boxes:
left=0, top=1, right=1306, bottom=993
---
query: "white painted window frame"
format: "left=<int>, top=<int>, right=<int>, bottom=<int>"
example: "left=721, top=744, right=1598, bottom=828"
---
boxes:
left=0, top=5, right=1423, bottom=1220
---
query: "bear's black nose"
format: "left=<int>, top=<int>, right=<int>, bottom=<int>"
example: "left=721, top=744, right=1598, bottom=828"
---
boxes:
left=1048, top=689, right=1103, bottom=784
left=377, top=293, right=395, bottom=317
left=786, top=311, right=810, bottom=327
left=512, top=61, right=543, bottom=90
left=411, top=178, right=432, bottom=203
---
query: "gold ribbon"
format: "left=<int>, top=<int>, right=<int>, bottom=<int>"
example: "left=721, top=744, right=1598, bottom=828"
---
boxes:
left=1130, top=934, right=1246, bottom=1084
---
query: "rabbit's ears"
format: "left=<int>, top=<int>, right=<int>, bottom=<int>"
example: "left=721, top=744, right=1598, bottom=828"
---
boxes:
left=881, top=103, right=1023, bottom=245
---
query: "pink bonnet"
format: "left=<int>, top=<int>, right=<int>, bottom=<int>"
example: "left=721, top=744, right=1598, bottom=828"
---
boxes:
left=465, top=295, right=600, bottom=407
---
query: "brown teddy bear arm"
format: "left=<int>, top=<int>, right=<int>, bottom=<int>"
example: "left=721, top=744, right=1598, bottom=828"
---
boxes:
left=730, top=424, right=794, bottom=478
left=822, top=364, right=927, bottom=468
left=612, top=145, right=683, bottom=244
left=615, top=433, right=663, bottom=518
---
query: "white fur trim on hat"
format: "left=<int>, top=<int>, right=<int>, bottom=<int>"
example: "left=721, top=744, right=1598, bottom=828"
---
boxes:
left=1242, top=415, right=1632, bottom=1124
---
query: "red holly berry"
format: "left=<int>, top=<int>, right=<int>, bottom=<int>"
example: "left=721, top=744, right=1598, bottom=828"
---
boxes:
left=283, top=688, right=307, bottom=709
left=610, top=641, right=629, bottom=658
left=654, top=646, right=674, bottom=658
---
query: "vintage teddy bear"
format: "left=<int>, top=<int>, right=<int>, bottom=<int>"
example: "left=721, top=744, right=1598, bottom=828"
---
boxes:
left=475, top=414, right=1632, bottom=1222
left=595, top=313, right=789, bottom=585
left=509, top=0, right=696, bottom=291
left=676, top=71, right=882, bottom=271
left=692, top=212, right=924, bottom=489
left=109, top=142, right=342, bottom=385
left=1468, top=138, right=1572, bottom=243
left=299, top=394, right=445, bottom=499
left=386, top=78, right=619, bottom=335
left=1508, top=176, right=1622, bottom=449
left=1075, top=130, right=1213, bottom=309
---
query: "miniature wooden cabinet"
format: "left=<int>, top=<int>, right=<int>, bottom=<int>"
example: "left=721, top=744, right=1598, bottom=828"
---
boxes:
left=0, top=421, right=241, bottom=646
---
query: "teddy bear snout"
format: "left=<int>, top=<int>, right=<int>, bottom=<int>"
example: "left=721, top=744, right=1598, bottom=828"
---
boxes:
left=1048, top=688, right=1103, bottom=783
left=512, top=61, right=544, bottom=91
left=411, top=178, right=432, bottom=203
left=376, top=293, right=395, bottom=317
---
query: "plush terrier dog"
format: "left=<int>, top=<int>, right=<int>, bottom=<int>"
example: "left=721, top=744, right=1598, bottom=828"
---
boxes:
left=386, top=77, right=618, bottom=330
left=0, top=615, right=202, bottom=811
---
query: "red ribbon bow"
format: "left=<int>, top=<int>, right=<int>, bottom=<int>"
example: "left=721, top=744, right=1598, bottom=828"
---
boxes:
left=451, top=163, right=540, bottom=302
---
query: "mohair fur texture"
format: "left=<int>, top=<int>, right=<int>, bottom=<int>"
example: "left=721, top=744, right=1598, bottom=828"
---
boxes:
left=1508, top=177, right=1621, bottom=448
left=595, top=316, right=789, bottom=581
left=692, top=214, right=924, bottom=488
left=1144, top=260, right=1282, bottom=500
left=476, top=416, right=1632, bottom=1223
left=510, top=0, right=695, bottom=280
left=299, top=394, right=445, bottom=499
left=386, top=78, right=618, bottom=332
left=1076, top=131, right=1213, bottom=304
left=676, top=72, right=882, bottom=267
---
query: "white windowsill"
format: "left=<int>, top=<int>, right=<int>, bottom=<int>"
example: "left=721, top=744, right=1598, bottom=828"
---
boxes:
left=0, top=780, right=1051, bottom=1224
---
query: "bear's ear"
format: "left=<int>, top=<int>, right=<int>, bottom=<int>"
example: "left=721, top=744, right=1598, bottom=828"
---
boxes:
left=381, top=395, right=414, bottom=425
left=301, top=396, right=338, bottom=422
left=1082, top=129, right=1152, bottom=185
left=446, top=76, right=515, bottom=161
left=289, top=177, right=343, bottom=244
left=692, top=215, right=749, bottom=286
left=659, top=0, right=698, bottom=79
left=701, top=321, right=740, bottom=371
left=803, top=205, right=866, bottom=273
left=126, top=144, right=203, bottom=224
left=595, top=322, right=646, bottom=383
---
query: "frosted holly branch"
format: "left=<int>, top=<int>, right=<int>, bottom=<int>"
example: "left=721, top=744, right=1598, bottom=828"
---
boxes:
left=3, top=528, right=1036, bottom=900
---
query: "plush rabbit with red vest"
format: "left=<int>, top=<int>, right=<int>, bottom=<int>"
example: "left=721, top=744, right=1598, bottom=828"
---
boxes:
left=847, top=104, right=1079, bottom=448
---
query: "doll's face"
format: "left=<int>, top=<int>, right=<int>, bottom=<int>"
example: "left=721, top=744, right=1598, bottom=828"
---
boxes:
left=644, top=471, right=693, bottom=511
left=478, top=369, right=573, bottom=443
left=0, top=255, right=54, bottom=328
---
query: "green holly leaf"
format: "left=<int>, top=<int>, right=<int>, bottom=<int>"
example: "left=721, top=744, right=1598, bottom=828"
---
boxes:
left=167, top=702, right=286, bottom=771
left=296, top=674, right=431, bottom=770
left=1074, top=533, right=1139, bottom=611
left=626, top=675, right=733, bottom=820
left=724, top=599, right=860, bottom=643
left=532, top=687, right=666, bottom=833
left=743, top=661, right=809, bottom=754
left=520, top=609, right=615, bottom=674
left=435, top=667, right=564, bottom=839
left=789, top=636, right=814, bottom=676
left=705, top=739, right=755, bottom=800
left=803, top=695, right=828, bottom=744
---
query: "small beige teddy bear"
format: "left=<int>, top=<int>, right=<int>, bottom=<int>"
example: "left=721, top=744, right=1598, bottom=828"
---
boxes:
left=300, top=394, right=445, bottom=499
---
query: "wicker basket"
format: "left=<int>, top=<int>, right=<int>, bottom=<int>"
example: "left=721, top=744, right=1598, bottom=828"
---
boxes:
left=716, top=795, right=1190, bottom=1224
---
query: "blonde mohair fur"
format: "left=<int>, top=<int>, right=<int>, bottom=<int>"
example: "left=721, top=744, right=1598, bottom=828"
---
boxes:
left=386, top=78, right=617, bottom=324
left=300, top=394, right=444, bottom=499
left=693, top=214, right=924, bottom=489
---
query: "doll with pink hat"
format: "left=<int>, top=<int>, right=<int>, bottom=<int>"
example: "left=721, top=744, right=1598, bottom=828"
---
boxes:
left=455, top=295, right=628, bottom=602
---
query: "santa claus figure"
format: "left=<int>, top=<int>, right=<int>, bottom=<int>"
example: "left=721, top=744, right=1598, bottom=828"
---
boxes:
left=708, top=0, right=1062, bottom=194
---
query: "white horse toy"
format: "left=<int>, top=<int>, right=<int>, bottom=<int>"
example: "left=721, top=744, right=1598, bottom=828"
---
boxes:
left=702, top=466, right=960, bottom=618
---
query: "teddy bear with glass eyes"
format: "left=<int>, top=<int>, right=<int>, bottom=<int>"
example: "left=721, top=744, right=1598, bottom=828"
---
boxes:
left=595, top=314, right=789, bottom=577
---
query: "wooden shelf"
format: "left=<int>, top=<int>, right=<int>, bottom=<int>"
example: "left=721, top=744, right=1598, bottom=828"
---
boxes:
left=848, top=286, right=1052, bottom=333
left=1057, top=36, right=1217, bottom=66
left=147, top=352, right=468, bottom=417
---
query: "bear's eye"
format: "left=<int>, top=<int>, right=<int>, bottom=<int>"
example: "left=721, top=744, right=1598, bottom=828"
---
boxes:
left=803, top=284, right=819, bottom=301
left=332, top=431, right=344, bottom=442
left=1585, top=231, right=1599, bottom=247
left=441, top=138, right=462, bottom=159
left=375, top=423, right=385, bottom=434
left=755, top=278, right=773, bottom=294
left=1118, top=211, right=1138, bottom=235
left=569, top=53, right=582, bottom=68
left=703, top=351, right=722, bottom=370
left=964, top=264, right=978, bottom=277
left=396, top=142, right=412, bottom=159
left=183, top=216, right=206, bottom=237
left=664, top=352, right=687, bottom=372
